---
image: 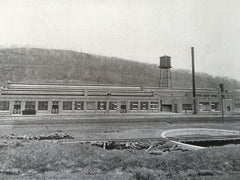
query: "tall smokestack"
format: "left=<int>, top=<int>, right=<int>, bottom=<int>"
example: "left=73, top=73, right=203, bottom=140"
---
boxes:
left=191, top=47, right=197, bottom=114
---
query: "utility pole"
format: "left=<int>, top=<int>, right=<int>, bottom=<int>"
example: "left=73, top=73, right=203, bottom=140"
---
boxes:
left=219, top=83, right=224, bottom=124
left=191, top=47, right=197, bottom=114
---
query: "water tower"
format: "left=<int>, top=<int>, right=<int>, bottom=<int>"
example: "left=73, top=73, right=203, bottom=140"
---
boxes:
left=158, top=55, right=172, bottom=88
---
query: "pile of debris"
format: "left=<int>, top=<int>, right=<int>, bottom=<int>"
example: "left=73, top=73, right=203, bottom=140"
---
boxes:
left=4, top=133, right=74, bottom=140
left=83, top=139, right=189, bottom=154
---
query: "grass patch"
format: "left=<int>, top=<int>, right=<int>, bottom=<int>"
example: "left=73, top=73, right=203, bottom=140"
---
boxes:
left=1, top=140, right=240, bottom=179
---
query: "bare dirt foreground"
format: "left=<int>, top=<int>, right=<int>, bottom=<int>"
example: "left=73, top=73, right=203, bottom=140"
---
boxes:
left=1, top=119, right=240, bottom=179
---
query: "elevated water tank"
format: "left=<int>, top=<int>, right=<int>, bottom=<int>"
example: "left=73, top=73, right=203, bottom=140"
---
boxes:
left=158, top=55, right=172, bottom=88
left=159, top=55, right=172, bottom=69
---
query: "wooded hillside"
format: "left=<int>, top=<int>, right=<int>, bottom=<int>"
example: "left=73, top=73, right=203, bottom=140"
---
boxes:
left=0, top=48, right=239, bottom=90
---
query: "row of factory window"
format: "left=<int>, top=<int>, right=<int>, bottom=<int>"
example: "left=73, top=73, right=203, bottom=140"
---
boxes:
left=182, top=102, right=220, bottom=111
left=196, top=94, right=218, bottom=98
left=1, top=100, right=229, bottom=114
left=0, top=101, right=160, bottom=112
left=196, top=94, right=233, bottom=99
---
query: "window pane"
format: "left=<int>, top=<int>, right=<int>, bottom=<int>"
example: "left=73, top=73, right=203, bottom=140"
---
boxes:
left=38, top=101, right=48, bottom=110
left=52, top=101, right=59, bottom=105
left=182, top=104, right=192, bottom=110
left=86, top=102, right=95, bottom=110
left=63, top=101, right=72, bottom=110
left=130, top=102, right=138, bottom=110
left=109, top=102, right=117, bottom=110
left=211, top=102, right=220, bottom=111
left=25, top=101, right=35, bottom=110
left=75, top=101, right=84, bottom=110
left=199, top=102, right=210, bottom=111
left=140, top=102, right=148, bottom=110
left=227, top=106, right=231, bottom=111
left=97, top=102, right=106, bottom=110
left=150, top=102, right=159, bottom=110
left=0, top=101, right=9, bottom=111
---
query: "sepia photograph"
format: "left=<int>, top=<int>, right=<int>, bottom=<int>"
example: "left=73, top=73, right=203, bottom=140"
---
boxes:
left=0, top=0, right=240, bottom=179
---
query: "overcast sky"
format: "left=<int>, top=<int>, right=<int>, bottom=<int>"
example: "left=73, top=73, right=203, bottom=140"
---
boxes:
left=0, top=0, right=240, bottom=80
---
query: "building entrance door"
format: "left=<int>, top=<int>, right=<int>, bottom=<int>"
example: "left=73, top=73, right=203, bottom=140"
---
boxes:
left=120, top=103, right=127, bottom=113
left=161, top=104, right=172, bottom=112
left=51, top=101, right=59, bottom=114
left=13, top=101, right=21, bottom=114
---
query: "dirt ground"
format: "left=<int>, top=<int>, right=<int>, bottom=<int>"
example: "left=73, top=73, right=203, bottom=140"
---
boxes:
left=1, top=120, right=240, bottom=141
left=1, top=118, right=240, bottom=179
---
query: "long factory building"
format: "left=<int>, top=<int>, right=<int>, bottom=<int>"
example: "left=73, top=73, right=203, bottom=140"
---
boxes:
left=0, top=81, right=234, bottom=116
